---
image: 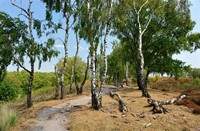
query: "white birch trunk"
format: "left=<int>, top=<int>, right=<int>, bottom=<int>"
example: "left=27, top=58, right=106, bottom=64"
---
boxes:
left=54, top=65, right=59, bottom=99
left=87, top=0, right=99, bottom=109
left=69, top=65, right=74, bottom=93
left=99, top=0, right=113, bottom=96
left=74, top=31, right=80, bottom=94
left=126, top=61, right=129, bottom=86
left=60, top=22, right=69, bottom=99
left=134, top=0, right=151, bottom=97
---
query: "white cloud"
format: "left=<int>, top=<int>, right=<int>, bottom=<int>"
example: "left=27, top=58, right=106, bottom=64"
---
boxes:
left=74, top=45, right=89, bottom=51
left=54, top=44, right=64, bottom=48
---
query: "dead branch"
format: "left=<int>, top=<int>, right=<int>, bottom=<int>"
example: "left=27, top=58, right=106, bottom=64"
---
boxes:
left=110, top=91, right=128, bottom=113
left=146, top=94, right=186, bottom=114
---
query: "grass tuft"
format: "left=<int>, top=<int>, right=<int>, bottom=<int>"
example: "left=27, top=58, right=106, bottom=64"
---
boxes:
left=0, top=104, right=18, bottom=131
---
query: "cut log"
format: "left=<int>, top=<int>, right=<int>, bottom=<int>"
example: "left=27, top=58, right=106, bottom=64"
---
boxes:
left=110, top=91, right=128, bottom=113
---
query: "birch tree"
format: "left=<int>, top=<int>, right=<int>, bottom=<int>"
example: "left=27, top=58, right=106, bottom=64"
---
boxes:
left=126, top=62, right=129, bottom=86
left=98, top=0, right=113, bottom=106
left=87, top=0, right=99, bottom=109
left=133, top=0, right=152, bottom=97
left=54, top=65, right=59, bottom=99
left=76, top=0, right=106, bottom=109
left=42, top=0, right=77, bottom=99
left=112, top=0, right=199, bottom=97
left=72, top=29, right=90, bottom=94
left=112, top=0, right=164, bottom=97
left=0, top=0, right=59, bottom=107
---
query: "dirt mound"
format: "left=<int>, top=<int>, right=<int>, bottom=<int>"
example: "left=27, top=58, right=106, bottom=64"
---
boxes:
left=176, top=90, right=200, bottom=114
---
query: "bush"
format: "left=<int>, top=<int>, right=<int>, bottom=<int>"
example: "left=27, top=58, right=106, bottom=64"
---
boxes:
left=193, top=79, right=200, bottom=87
left=0, top=104, right=18, bottom=131
left=154, top=75, right=160, bottom=82
left=0, top=80, right=19, bottom=102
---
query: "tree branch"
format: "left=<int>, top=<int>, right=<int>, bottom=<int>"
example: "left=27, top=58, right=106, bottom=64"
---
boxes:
left=141, top=14, right=153, bottom=34
left=11, top=2, right=29, bottom=17
left=13, top=57, right=31, bottom=74
left=18, top=13, right=29, bottom=19
left=139, top=0, right=149, bottom=13
left=55, top=37, right=65, bottom=45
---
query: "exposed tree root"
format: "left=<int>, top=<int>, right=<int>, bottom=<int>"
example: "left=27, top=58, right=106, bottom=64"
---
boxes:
left=147, top=94, right=186, bottom=114
left=110, top=91, right=128, bottom=113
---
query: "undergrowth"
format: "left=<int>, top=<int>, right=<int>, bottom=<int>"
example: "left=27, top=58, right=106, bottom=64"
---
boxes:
left=0, top=104, right=17, bottom=131
left=149, top=77, right=200, bottom=91
left=32, top=86, right=55, bottom=102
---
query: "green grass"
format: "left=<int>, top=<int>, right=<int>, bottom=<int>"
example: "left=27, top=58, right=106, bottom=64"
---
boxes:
left=32, top=86, right=56, bottom=102
left=0, top=104, right=18, bottom=131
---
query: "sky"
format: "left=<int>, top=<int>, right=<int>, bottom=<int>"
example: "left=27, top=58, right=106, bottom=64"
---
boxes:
left=0, top=0, right=200, bottom=72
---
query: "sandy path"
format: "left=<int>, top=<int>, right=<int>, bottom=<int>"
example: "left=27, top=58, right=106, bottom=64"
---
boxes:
left=29, top=86, right=117, bottom=131
left=30, top=96, right=91, bottom=131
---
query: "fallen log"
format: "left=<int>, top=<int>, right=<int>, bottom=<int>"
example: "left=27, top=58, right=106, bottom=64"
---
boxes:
left=110, top=91, right=128, bottom=113
left=147, top=94, right=186, bottom=114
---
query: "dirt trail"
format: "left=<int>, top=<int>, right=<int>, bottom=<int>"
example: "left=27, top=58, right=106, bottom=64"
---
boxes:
left=29, top=86, right=117, bottom=131
left=30, top=96, right=91, bottom=131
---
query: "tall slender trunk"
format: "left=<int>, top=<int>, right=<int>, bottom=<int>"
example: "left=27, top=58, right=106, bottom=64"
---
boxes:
left=27, top=0, right=35, bottom=107
left=134, top=0, right=151, bottom=98
left=126, top=61, right=129, bottom=86
left=136, top=32, right=150, bottom=98
left=27, top=70, right=34, bottom=107
left=74, top=31, right=80, bottom=94
left=91, top=49, right=99, bottom=109
left=60, top=17, right=69, bottom=99
left=98, top=0, right=113, bottom=107
left=79, top=55, right=89, bottom=93
left=54, top=66, right=59, bottom=99
left=87, top=0, right=100, bottom=110
left=114, top=71, right=118, bottom=87
left=69, top=66, right=74, bottom=93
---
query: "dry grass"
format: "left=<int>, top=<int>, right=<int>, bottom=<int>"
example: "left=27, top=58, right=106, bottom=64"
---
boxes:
left=68, top=87, right=200, bottom=131
left=149, top=77, right=200, bottom=91
left=10, top=79, right=200, bottom=131
left=0, top=104, right=18, bottom=131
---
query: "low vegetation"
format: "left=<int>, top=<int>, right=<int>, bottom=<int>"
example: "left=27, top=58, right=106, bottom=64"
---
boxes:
left=149, top=77, right=200, bottom=91
left=0, top=104, right=17, bottom=131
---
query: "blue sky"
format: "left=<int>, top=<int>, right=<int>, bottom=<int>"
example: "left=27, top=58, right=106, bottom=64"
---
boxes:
left=0, top=0, right=199, bottom=72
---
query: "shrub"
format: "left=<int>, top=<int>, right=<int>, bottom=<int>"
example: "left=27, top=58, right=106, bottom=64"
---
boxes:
left=154, top=75, right=160, bottom=82
left=193, top=79, right=200, bottom=87
left=0, top=80, right=19, bottom=102
left=0, top=104, right=18, bottom=131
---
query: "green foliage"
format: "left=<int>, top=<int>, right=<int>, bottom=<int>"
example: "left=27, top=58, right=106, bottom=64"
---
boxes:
left=33, top=72, right=56, bottom=90
left=33, top=19, right=42, bottom=38
left=0, top=12, right=27, bottom=80
left=154, top=74, right=160, bottom=82
left=107, top=41, right=136, bottom=82
left=111, top=0, right=199, bottom=80
left=188, top=68, right=200, bottom=78
left=0, top=71, right=56, bottom=102
left=193, top=79, right=200, bottom=87
left=0, top=104, right=17, bottom=131
left=56, top=57, right=87, bottom=85
left=0, top=80, right=19, bottom=102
